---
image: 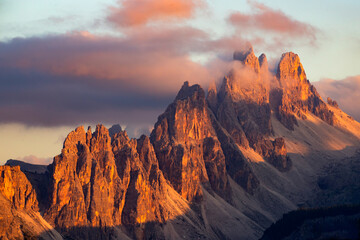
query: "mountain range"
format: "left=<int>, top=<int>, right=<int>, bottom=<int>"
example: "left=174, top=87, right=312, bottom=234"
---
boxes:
left=1, top=47, right=360, bottom=240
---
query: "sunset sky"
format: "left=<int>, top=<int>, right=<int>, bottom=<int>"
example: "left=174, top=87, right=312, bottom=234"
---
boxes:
left=1, top=0, right=360, bottom=164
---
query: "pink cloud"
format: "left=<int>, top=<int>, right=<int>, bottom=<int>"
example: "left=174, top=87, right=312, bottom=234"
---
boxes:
left=0, top=28, right=213, bottom=94
left=107, top=0, right=204, bottom=27
left=18, top=155, right=53, bottom=165
left=314, top=75, right=360, bottom=121
left=228, top=1, right=316, bottom=41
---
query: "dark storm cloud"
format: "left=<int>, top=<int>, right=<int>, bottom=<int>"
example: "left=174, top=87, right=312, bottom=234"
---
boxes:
left=0, top=28, right=252, bottom=127
left=0, top=66, right=172, bottom=126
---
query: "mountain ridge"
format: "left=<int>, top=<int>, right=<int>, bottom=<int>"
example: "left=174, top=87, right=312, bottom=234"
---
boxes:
left=1, top=48, right=360, bottom=239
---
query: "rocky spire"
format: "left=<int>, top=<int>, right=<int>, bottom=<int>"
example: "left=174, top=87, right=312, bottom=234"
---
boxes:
left=109, top=124, right=122, bottom=138
left=276, top=52, right=308, bottom=101
left=151, top=82, right=230, bottom=201
left=271, top=52, right=336, bottom=130
left=259, top=53, right=268, bottom=71
left=207, top=81, right=218, bottom=113
left=233, top=46, right=260, bottom=73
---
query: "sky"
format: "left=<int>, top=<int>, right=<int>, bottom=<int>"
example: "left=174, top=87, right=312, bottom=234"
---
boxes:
left=0, top=0, right=360, bottom=164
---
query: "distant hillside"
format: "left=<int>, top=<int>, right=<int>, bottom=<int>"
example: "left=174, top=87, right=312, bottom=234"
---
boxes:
left=5, top=159, right=48, bottom=174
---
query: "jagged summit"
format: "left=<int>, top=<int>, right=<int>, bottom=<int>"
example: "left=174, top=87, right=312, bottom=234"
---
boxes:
left=270, top=51, right=336, bottom=129
left=233, top=46, right=260, bottom=73
left=207, top=81, right=218, bottom=112
left=151, top=80, right=231, bottom=201
left=233, top=46, right=254, bottom=62
left=276, top=52, right=308, bottom=98
left=109, top=124, right=122, bottom=138
left=259, top=53, right=268, bottom=69
left=175, top=81, right=205, bottom=102
left=227, top=48, right=336, bottom=131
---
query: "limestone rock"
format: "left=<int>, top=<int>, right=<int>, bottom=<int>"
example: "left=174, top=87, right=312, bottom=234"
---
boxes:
left=151, top=81, right=230, bottom=201
left=0, top=166, right=60, bottom=239
left=259, top=53, right=268, bottom=70
left=207, top=49, right=293, bottom=173
left=234, top=46, right=260, bottom=73
left=207, top=81, right=218, bottom=113
left=210, top=114, right=260, bottom=194
left=45, top=125, right=121, bottom=237
left=0, top=190, right=62, bottom=240
left=264, top=138, right=291, bottom=171
left=109, top=124, right=122, bottom=138
left=0, top=165, right=38, bottom=211
left=276, top=52, right=308, bottom=96
left=214, top=73, right=288, bottom=171
left=43, top=123, right=180, bottom=239
left=327, top=97, right=339, bottom=108
left=273, top=52, right=336, bottom=129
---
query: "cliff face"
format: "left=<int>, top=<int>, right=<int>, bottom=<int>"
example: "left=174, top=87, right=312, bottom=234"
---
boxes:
left=0, top=166, right=62, bottom=240
left=44, top=125, right=177, bottom=239
left=209, top=47, right=291, bottom=172
left=44, top=125, right=118, bottom=233
left=150, top=82, right=230, bottom=201
left=272, top=52, right=336, bottom=130
left=0, top=165, right=38, bottom=211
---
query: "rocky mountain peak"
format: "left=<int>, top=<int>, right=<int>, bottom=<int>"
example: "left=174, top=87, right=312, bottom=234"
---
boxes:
left=109, top=124, right=122, bottom=138
left=276, top=52, right=307, bottom=93
left=151, top=82, right=232, bottom=201
left=63, top=126, right=87, bottom=155
left=233, top=46, right=260, bottom=73
left=233, top=46, right=254, bottom=61
left=271, top=52, right=336, bottom=130
left=0, top=165, right=38, bottom=211
left=207, top=81, right=218, bottom=112
left=259, top=53, right=268, bottom=71
left=90, top=124, right=112, bottom=153
left=175, top=81, right=205, bottom=103
left=208, top=81, right=217, bottom=94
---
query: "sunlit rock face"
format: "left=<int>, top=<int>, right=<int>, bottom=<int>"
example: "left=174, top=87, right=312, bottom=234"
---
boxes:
left=44, top=124, right=174, bottom=239
left=271, top=52, right=336, bottom=130
left=0, top=165, right=38, bottom=211
left=45, top=125, right=119, bottom=231
left=151, top=81, right=230, bottom=201
left=0, top=166, right=51, bottom=239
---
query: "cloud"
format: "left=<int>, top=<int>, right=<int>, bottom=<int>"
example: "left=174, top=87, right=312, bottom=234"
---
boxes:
left=228, top=1, right=317, bottom=43
left=314, top=76, right=360, bottom=121
left=2, top=1, right=290, bottom=130
left=0, top=66, right=172, bottom=127
left=107, top=0, right=204, bottom=27
left=0, top=29, right=212, bottom=94
left=0, top=27, right=243, bottom=128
